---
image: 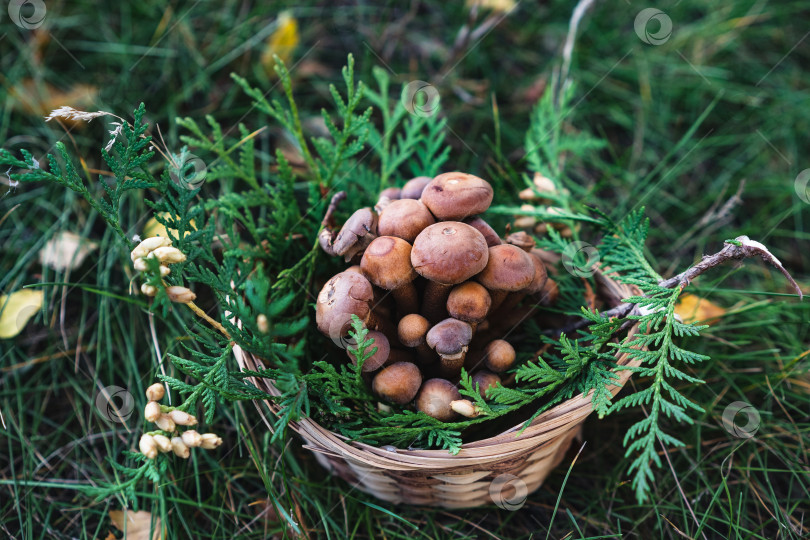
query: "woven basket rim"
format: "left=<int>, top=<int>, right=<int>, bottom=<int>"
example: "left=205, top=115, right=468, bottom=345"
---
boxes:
left=233, top=269, right=643, bottom=471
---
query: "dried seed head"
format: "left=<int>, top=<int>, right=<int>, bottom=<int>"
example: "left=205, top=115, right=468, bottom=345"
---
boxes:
left=149, top=246, right=186, bottom=264
left=140, top=283, right=158, bottom=297
left=200, top=433, right=223, bottom=450
left=145, top=383, right=165, bottom=401
left=257, top=314, right=269, bottom=333
left=166, top=286, right=196, bottom=303
left=181, top=430, right=202, bottom=448
left=154, top=413, right=176, bottom=432
left=171, top=436, right=190, bottom=458
left=131, top=236, right=172, bottom=261
left=144, top=401, right=161, bottom=423
left=152, top=434, right=172, bottom=453
left=139, top=434, right=158, bottom=459
left=168, top=409, right=198, bottom=426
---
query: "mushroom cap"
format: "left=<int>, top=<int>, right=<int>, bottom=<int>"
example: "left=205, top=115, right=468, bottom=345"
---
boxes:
left=471, top=370, right=501, bottom=399
left=411, top=222, right=489, bottom=285
left=347, top=330, right=390, bottom=372
left=372, top=362, right=422, bottom=404
left=415, top=378, right=461, bottom=421
left=420, top=172, right=493, bottom=220
left=333, top=207, right=377, bottom=256
left=401, top=176, right=432, bottom=199
left=398, top=314, right=430, bottom=347
left=447, top=282, right=491, bottom=323
left=537, top=277, right=559, bottom=306
left=505, top=231, right=536, bottom=252
left=464, top=217, right=502, bottom=247
left=524, top=253, right=549, bottom=295
left=477, top=244, right=535, bottom=292
left=377, top=199, right=436, bottom=243
left=483, top=339, right=516, bottom=373
left=360, top=236, right=417, bottom=291
left=426, top=318, right=473, bottom=357
left=379, top=187, right=402, bottom=200
left=315, top=271, right=374, bottom=337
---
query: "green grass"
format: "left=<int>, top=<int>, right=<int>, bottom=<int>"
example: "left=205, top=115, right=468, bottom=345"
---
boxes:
left=1, top=0, right=808, bottom=538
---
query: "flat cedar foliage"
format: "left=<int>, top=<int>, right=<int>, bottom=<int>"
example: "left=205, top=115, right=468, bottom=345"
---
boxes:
left=1, top=2, right=807, bottom=539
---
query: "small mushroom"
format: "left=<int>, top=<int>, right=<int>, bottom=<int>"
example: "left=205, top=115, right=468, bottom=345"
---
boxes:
left=415, top=378, right=461, bottom=421
left=420, top=172, right=494, bottom=220
left=397, top=313, right=434, bottom=363
left=377, top=199, right=436, bottom=243
left=535, top=277, right=559, bottom=306
left=505, top=231, right=536, bottom=252
left=426, top=318, right=473, bottom=376
left=361, top=236, right=419, bottom=316
left=476, top=244, right=536, bottom=311
left=332, top=207, right=378, bottom=261
left=471, top=370, right=501, bottom=399
left=401, top=176, right=432, bottom=199
left=316, top=271, right=376, bottom=339
left=411, top=222, right=489, bottom=323
left=483, top=339, right=516, bottom=373
left=346, top=330, right=390, bottom=372
left=374, top=187, right=402, bottom=213
left=492, top=252, right=548, bottom=316
left=464, top=217, right=502, bottom=247
left=446, top=282, right=491, bottom=332
left=372, top=362, right=422, bottom=405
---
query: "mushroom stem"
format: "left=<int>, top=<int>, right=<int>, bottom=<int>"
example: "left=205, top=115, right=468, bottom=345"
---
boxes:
left=488, top=289, right=509, bottom=312
left=438, top=348, right=468, bottom=377
left=391, top=282, right=419, bottom=316
left=421, top=281, right=451, bottom=324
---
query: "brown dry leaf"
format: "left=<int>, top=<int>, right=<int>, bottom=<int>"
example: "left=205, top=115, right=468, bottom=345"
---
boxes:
left=109, top=510, right=161, bottom=540
left=0, top=289, right=44, bottom=339
left=675, top=293, right=727, bottom=325
left=39, top=231, right=97, bottom=271
left=10, top=80, right=99, bottom=125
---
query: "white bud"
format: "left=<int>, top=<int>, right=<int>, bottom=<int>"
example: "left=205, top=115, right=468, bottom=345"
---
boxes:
left=133, top=258, right=148, bottom=272
left=150, top=246, right=186, bottom=264
left=131, top=236, right=172, bottom=261
left=166, top=286, right=196, bottom=303
left=181, top=430, right=202, bottom=448
left=257, top=313, right=269, bottom=334
left=144, top=401, right=161, bottom=423
left=450, top=399, right=481, bottom=418
left=145, top=383, right=165, bottom=401
left=154, top=413, right=176, bottom=432
left=159, top=265, right=171, bottom=277
left=169, top=409, right=198, bottom=426
left=152, top=434, right=172, bottom=453
left=139, top=434, right=158, bottom=459
left=199, top=433, right=223, bottom=450
left=140, top=283, right=157, bottom=297
left=171, top=436, right=190, bottom=458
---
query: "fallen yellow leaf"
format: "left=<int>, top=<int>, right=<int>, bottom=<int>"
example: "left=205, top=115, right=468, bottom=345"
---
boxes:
left=261, top=11, right=299, bottom=70
left=675, top=293, right=727, bottom=325
left=143, top=212, right=195, bottom=239
left=39, top=231, right=98, bottom=271
left=0, top=289, right=44, bottom=339
left=109, top=510, right=161, bottom=540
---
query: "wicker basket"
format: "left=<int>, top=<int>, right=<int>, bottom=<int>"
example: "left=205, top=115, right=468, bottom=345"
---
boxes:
left=233, top=271, right=642, bottom=509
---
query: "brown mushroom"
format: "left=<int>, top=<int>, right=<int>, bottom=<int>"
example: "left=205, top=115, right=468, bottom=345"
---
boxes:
left=315, top=271, right=376, bottom=341
left=492, top=252, right=548, bottom=316
left=372, top=362, right=422, bottom=405
left=397, top=314, right=434, bottom=363
left=464, top=216, right=502, bottom=247
left=446, top=282, right=491, bottom=331
left=471, top=370, right=501, bottom=399
left=483, top=339, right=516, bottom=373
left=374, top=187, right=402, bottom=213
left=476, top=244, right=535, bottom=311
left=401, top=176, right=432, bottom=199
left=346, top=330, right=390, bottom=372
left=361, top=236, right=419, bottom=316
left=377, top=199, right=436, bottom=243
left=505, top=231, right=536, bottom=252
left=535, top=277, right=559, bottom=306
left=415, top=378, right=461, bottom=421
left=331, top=207, right=378, bottom=261
left=420, top=172, right=494, bottom=220
left=426, top=318, right=473, bottom=376
left=411, top=222, right=489, bottom=323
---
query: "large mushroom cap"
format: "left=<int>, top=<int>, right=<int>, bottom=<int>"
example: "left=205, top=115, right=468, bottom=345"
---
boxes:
left=332, top=207, right=377, bottom=256
left=360, top=236, right=417, bottom=290
left=477, top=244, right=536, bottom=292
left=447, top=282, right=491, bottom=323
left=426, top=318, right=473, bottom=357
left=372, top=362, right=422, bottom=404
left=420, top=172, right=493, bottom=220
left=401, top=176, right=432, bottom=199
left=411, top=222, right=489, bottom=285
left=415, top=378, right=461, bottom=421
left=315, top=271, right=374, bottom=336
left=377, top=199, right=436, bottom=243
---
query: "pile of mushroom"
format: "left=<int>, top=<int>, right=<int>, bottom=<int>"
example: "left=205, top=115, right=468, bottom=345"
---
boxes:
left=315, top=172, right=558, bottom=421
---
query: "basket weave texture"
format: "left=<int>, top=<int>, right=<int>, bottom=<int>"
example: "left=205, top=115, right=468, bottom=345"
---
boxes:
left=233, top=272, right=642, bottom=508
